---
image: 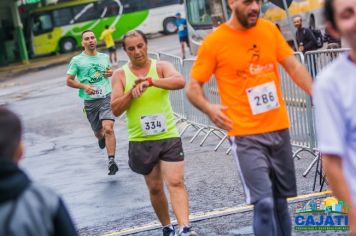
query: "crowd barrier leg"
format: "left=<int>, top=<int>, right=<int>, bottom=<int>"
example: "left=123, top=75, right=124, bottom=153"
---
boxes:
left=189, top=127, right=208, bottom=143
left=214, top=135, right=228, bottom=151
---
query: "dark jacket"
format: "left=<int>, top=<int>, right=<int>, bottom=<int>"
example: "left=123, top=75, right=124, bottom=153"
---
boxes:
left=0, top=160, right=78, bottom=236
left=295, top=27, right=318, bottom=52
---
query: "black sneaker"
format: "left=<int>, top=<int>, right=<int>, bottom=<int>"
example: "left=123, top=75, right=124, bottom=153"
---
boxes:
left=98, top=137, right=105, bottom=149
left=162, top=226, right=175, bottom=236
left=108, top=158, right=118, bottom=175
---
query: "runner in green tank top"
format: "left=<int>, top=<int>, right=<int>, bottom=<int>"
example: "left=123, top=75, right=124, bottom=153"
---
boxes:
left=111, top=30, right=198, bottom=236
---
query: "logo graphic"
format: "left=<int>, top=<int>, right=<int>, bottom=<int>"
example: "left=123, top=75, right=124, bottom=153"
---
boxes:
left=87, top=64, right=106, bottom=83
left=294, top=197, right=351, bottom=231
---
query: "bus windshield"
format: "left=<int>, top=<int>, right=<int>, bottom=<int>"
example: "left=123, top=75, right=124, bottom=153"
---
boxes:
left=186, top=0, right=212, bottom=27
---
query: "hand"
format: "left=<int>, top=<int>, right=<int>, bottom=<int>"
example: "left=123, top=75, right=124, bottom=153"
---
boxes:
left=134, top=77, right=148, bottom=85
left=131, top=81, right=149, bottom=98
left=104, top=67, right=113, bottom=78
left=84, top=85, right=95, bottom=95
left=298, top=46, right=304, bottom=52
left=206, top=104, right=233, bottom=131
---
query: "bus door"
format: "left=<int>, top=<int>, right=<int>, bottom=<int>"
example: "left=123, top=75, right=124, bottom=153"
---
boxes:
left=31, top=13, right=56, bottom=55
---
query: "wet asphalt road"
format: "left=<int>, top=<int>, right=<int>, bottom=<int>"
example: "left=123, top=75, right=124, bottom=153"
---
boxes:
left=0, top=34, right=339, bottom=236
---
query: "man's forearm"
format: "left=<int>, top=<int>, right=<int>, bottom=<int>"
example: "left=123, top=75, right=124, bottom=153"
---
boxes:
left=151, top=76, right=185, bottom=90
left=111, top=92, right=132, bottom=117
left=289, top=63, right=313, bottom=95
left=186, top=80, right=210, bottom=114
left=66, top=79, right=85, bottom=90
left=323, top=154, right=352, bottom=205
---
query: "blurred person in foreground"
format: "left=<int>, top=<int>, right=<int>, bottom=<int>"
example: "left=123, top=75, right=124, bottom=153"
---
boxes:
left=0, top=107, right=78, bottom=236
left=314, top=0, right=356, bottom=234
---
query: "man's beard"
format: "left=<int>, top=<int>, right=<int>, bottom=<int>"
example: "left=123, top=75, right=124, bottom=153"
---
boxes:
left=235, top=8, right=260, bottom=29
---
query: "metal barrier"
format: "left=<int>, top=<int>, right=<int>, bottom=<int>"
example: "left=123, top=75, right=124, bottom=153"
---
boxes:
left=279, top=53, right=316, bottom=153
left=181, top=59, right=225, bottom=147
left=148, top=52, right=160, bottom=60
left=117, top=60, right=128, bottom=68
left=305, top=48, right=349, bottom=79
left=158, top=53, right=186, bottom=124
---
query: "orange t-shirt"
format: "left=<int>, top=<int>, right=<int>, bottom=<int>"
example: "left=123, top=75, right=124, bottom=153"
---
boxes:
left=190, top=19, right=293, bottom=136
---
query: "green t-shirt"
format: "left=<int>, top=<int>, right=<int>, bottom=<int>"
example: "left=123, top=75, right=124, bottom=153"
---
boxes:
left=67, top=52, right=111, bottom=100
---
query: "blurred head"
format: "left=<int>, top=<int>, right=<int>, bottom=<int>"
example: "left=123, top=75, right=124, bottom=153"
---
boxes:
left=228, top=0, right=261, bottom=29
left=293, top=15, right=303, bottom=29
left=122, top=30, right=148, bottom=66
left=81, top=30, right=97, bottom=51
left=0, top=107, right=24, bottom=163
left=176, top=12, right=181, bottom=19
left=324, top=0, right=356, bottom=49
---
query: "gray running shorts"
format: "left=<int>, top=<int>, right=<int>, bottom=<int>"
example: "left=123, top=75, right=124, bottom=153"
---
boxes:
left=128, top=137, right=184, bottom=175
left=229, top=129, right=297, bottom=204
left=84, top=94, right=115, bottom=132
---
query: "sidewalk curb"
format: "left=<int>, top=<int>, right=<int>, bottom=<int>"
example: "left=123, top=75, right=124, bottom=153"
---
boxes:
left=0, top=59, right=69, bottom=81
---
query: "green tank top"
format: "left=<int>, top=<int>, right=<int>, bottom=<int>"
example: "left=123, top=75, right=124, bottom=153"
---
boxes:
left=123, top=59, right=179, bottom=141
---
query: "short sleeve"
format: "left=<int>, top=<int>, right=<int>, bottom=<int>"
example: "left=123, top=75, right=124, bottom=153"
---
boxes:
left=274, top=25, right=294, bottom=62
left=313, top=78, right=346, bottom=157
left=67, top=58, right=78, bottom=76
left=190, top=40, right=216, bottom=83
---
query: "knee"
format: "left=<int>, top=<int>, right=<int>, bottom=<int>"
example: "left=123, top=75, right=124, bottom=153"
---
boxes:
left=103, top=124, right=114, bottom=136
left=166, top=177, right=185, bottom=189
left=148, top=184, right=164, bottom=196
left=254, top=197, right=274, bottom=222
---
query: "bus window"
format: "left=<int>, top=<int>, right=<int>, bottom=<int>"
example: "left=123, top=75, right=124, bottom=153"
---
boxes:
left=33, top=14, right=53, bottom=35
left=186, top=0, right=212, bottom=26
left=72, top=3, right=98, bottom=23
left=122, top=0, right=149, bottom=13
left=97, top=0, right=120, bottom=17
left=53, top=8, right=73, bottom=26
left=149, top=0, right=181, bottom=8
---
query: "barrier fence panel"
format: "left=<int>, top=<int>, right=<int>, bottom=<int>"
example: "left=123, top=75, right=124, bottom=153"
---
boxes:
left=305, top=48, right=350, bottom=79
left=182, top=59, right=226, bottom=147
left=279, top=52, right=316, bottom=152
left=279, top=52, right=321, bottom=187
left=158, top=53, right=186, bottom=123
left=148, top=52, right=160, bottom=60
left=304, top=48, right=350, bottom=191
left=117, top=60, right=128, bottom=68
left=181, top=59, right=212, bottom=139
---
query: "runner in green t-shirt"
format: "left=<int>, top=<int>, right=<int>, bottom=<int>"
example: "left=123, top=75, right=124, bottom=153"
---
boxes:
left=66, top=30, right=118, bottom=176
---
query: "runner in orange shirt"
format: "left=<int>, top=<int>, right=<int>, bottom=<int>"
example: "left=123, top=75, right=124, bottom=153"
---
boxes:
left=186, top=1, right=312, bottom=235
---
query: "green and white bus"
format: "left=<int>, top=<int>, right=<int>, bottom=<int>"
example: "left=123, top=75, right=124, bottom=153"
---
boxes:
left=25, top=0, right=184, bottom=56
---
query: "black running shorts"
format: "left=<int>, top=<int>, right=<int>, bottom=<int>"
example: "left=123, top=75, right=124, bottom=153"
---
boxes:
left=128, top=137, right=184, bottom=175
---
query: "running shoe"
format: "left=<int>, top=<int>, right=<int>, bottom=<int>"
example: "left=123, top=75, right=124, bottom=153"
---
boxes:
left=177, top=226, right=198, bottom=236
left=108, top=158, right=118, bottom=175
left=98, top=137, right=106, bottom=149
left=162, top=225, right=175, bottom=236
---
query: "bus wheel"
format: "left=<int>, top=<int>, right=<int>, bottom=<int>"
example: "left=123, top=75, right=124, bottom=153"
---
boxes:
left=60, top=38, right=76, bottom=53
left=163, top=17, right=177, bottom=34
